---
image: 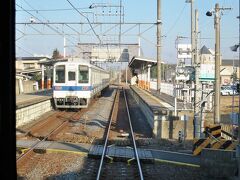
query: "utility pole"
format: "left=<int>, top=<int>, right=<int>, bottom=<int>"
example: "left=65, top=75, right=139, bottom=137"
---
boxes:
left=214, top=3, right=221, bottom=124
left=126, top=64, right=128, bottom=85
left=193, top=9, right=201, bottom=138
left=138, top=25, right=141, bottom=56
left=157, top=0, right=162, bottom=93
left=119, top=0, right=122, bottom=47
left=206, top=4, right=232, bottom=123
left=186, top=0, right=195, bottom=64
left=235, top=15, right=240, bottom=179
left=191, top=0, right=195, bottom=65
left=63, top=36, right=66, bottom=58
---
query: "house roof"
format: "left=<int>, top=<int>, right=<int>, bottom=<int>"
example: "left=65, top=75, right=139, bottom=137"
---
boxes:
left=16, top=57, right=50, bottom=61
left=222, top=59, right=240, bottom=66
left=200, top=45, right=213, bottom=55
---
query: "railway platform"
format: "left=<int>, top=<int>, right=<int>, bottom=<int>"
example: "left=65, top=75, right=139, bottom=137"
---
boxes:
left=16, top=89, right=53, bottom=127
left=128, top=56, right=194, bottom=139
left=16, top=89, right=52, bottom=108
left=129, top=85, right=194, bottom=139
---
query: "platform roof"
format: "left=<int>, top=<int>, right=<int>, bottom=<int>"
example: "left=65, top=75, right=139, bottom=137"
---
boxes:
left=128, top=56, right=157, bottom=69
left=16, top=68, right=42, bottom=74
left=38, top=59, right=68, bottom=66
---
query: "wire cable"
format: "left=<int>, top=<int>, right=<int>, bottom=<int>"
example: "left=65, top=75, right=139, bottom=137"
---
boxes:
left=16, top=3, right=79, bottom=54
left=18, top=0, right=82, bottom=52
left=66, top=0, right=102, bottom=44
left=16, top=7, right=90, bottom=12
left=164, top=4, right=187, bottom=37
left=16, top=45, right=34, bottom=56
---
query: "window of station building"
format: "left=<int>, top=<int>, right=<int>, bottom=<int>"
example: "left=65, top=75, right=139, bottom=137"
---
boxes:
left=68, top=71, right=76, bottom=81
left=55, top=65, right=65, bottom=83
left=79, top=65, right=89, bottom=83
left=23, top=63, right=35, bottom=69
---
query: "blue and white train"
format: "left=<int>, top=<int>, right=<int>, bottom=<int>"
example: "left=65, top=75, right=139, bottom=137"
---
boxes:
left=53, top=61, right=110, bottom=108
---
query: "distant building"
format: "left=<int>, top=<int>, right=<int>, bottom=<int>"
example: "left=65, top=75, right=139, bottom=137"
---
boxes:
left=16, top=57, right=50, bottom=71
left=199, top=45, right=216, bottom=64
left=221, top=59, right=240, bottom=85
left=163, top=64, right=176, bottom=82
left=199, top=45, right=239, bottom=84
left=15, top=57, right=50, bottom=93
left=77, top=43, right=139, bottom=62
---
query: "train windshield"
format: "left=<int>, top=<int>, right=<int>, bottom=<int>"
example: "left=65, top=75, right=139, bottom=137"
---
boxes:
left=78, top=65, right=89, bottom=83
left=55, top=65, right=65, bottom=83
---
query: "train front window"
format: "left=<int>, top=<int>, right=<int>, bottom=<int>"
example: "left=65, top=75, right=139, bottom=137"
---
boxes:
left=55, top=65, right=65, bottom=83
left=78, top=65, right=89, bottom=83
left=68, top=71, right=76, bottom=81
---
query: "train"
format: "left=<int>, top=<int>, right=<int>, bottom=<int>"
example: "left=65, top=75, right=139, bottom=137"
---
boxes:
left=53, top=60, right=110, bottom=109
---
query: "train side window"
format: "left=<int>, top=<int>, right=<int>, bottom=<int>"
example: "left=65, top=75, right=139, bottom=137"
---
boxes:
left=79, top=65, right=89, bottom=83
left=68, top=71, right=76, bottom=81
left=55, top=65, right=65, bottom=83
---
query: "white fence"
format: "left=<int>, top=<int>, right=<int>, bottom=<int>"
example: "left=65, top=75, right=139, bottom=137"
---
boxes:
left=150, top=80, right=174, bottom=96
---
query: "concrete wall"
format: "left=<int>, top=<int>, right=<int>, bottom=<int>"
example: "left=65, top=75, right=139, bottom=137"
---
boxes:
left=200, top=149, right=237, bottom=178
left=129, top=88, right=154, bottom=129
left=161, top=116, right=194, bottom=139
left=16, top=100, right=52, bottom=127
left=129, top=87, right=194, bottom=139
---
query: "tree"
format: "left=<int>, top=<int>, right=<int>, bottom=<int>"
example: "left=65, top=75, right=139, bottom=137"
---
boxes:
left=32, top=72, right=42, bottom=81
left=52, top=48, right=62, bottom=59
left=150, top=65, right=157, bottom=79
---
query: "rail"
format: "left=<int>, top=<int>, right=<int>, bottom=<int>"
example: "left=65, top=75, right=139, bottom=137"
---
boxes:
left=96, top=88, right=119, bottom=180
left=96, top=87, right=144, bottom=180
left=123, top=89, right=144, bottom=180
left=16, top=109, right=89, bottom=165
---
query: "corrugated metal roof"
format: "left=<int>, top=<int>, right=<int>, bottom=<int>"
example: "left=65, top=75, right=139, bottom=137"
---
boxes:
left=128, top=56, right=156, bottom=69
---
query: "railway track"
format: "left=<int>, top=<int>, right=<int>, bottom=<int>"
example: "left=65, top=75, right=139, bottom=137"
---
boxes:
left=96, top=87, right=144, bottom=180
left=16, top=98, right=98, bottom=167
left=17, top=110, right=81, bottom=165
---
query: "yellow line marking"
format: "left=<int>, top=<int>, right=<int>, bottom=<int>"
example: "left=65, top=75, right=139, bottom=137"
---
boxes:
left=45, top=149, right=88, bottom=156
left=17, top=146, right=88, bottom=156
left=147, top=148, right=194, bottom=156
left=154, top=159, right=200, bottom=168
left=19, top=148, right=30, bottom=154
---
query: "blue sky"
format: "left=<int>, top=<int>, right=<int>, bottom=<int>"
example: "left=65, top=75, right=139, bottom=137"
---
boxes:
left=16, top=0, right=239, bottom=63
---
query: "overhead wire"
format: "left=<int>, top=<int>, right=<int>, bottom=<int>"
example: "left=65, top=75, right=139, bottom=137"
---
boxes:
left=16, top=7, right=90, bottom=12
left=163, top=3, right=187, bottom=37
left=22, top=0, right=81, bottom=45
left=16, top=3, right=79, bottom=55
left=20, top=0, right=81, bottom=42
left=66, top=0, right=102, bottom=44
left=16, top=44, right=34, bottom=56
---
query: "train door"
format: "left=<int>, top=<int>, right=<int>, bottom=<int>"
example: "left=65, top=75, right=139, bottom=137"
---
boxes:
left=67, top=64, right=77, bottom=87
